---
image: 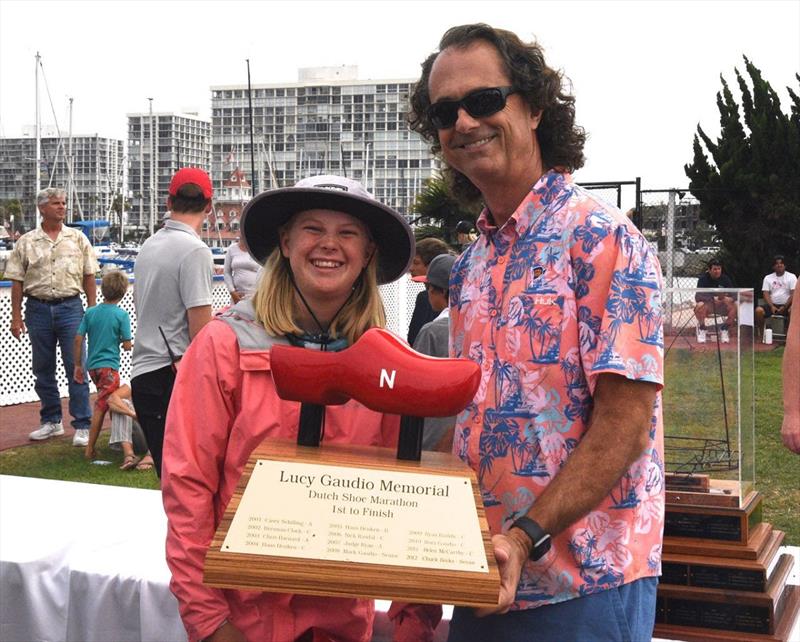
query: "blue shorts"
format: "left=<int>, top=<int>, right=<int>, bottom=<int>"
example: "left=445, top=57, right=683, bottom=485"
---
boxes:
left=447, top=577, right=658, bottom=642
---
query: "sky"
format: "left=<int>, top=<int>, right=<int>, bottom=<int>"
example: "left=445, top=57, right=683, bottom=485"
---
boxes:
left=1, top=0, right=798, bottom=191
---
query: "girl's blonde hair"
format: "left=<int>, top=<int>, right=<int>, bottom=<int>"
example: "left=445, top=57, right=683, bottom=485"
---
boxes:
left=252, top=243, right=385, bottom=345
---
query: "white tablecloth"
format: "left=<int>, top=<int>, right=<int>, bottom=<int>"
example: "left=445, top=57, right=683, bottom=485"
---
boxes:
left=0, top=475, right=446, bottom=642
left=0, top=475, right=186, bottom=642
left=1, top=475, right=796, bottom=642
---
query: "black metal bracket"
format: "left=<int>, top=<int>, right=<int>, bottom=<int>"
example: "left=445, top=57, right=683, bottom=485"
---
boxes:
left=297, top=403, right=325, bottom=447
left=397, top=415, right=424, bottom=461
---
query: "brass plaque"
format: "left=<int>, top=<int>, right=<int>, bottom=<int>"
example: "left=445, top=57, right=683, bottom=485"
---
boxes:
left=661, top=561, right=765, bottom=592
left=664, top=511, right=742, bottom=541
left=221, top=459, right=489, bottom=573
left=667, top=598, right=771, bottom=634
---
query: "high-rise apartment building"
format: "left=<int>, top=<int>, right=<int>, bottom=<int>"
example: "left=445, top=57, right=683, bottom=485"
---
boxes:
left=211, top=66, right=438, bottom=217
left=0, top=134, right=124, bottom=231
left=126, top=112, right=211, bottom=233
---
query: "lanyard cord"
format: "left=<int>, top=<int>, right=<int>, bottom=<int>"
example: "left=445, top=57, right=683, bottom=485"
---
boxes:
left=287, top=271, right=354, bottom=350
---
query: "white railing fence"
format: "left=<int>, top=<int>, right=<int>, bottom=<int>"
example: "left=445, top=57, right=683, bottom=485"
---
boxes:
left=0, top=277, right=423, bottom=406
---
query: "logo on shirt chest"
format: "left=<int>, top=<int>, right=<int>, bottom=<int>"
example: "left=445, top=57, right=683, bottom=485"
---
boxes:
left=532, top=294, right=558, bottom=306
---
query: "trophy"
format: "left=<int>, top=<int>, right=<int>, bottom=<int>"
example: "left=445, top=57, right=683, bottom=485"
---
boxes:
left=654, top=287, right=799, bottom=641
left=203, top=328, right=500, bottom=607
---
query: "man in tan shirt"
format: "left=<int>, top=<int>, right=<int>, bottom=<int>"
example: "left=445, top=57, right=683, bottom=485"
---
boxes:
left=5, top=187, right=99, bottom=445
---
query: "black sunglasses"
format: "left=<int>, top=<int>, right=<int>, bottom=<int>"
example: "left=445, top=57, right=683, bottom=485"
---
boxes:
left=427, top=86, right=517, bottom=129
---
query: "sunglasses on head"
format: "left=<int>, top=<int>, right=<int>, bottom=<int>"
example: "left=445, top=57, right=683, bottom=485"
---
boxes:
left=427, top=86, right=518, bottom=129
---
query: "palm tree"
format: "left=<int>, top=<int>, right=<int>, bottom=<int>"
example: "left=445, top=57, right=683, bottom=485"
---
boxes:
left=410, top=174, right=481, bottom=244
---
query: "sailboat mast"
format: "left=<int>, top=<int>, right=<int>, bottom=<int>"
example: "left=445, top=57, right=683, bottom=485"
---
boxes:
left=67, top=98, right=74, bottom=223
left=246, top=59, right=257, bottom=195
left=148, top=97, right=155, bottom=237
left=364, top=142, right=370, bottom=192
left=34, top=52, right=41, bottom=224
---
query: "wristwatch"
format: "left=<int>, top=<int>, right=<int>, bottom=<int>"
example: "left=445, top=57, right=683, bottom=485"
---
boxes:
left=511, top=516, right=552, bottom=561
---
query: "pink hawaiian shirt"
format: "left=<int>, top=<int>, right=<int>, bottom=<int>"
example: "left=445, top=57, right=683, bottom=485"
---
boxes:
left=450, top=170, right=664, bottom=609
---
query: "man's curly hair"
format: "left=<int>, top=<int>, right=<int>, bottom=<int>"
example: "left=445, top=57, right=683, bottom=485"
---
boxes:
left=408, top=24, right=586, bottom=204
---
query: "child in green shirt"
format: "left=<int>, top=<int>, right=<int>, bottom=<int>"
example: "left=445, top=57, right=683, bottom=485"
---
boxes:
left=73, top=271, right=133, bottom=467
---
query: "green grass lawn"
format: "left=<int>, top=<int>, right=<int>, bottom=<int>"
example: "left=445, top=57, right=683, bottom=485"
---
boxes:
left=749, top=349, right=799, bottom=543
left=0, top=348, right=796, bottom=542
left=0, top=432, right=160, bottom=490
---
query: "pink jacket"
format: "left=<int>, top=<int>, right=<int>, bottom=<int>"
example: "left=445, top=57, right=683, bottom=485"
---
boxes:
left=162, top=306, right=440, bottom=642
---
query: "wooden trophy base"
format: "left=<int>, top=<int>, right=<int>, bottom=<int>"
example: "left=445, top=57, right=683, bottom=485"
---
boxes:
left=204, top=439, right=500, bottom=607
left=657, top=475, right=799, bottom=639
left=664, top=521, right=773, bottom=560
left=662, top=529, right=784, bottom=592
left=664, top=487, right=762, bottom=544
left=656, top=552, right=797, bottom=637
left=654, top=584, right=800, bottom=642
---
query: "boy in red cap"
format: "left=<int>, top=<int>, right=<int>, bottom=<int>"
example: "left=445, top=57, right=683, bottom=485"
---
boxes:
left=131, top=167, right=215, bottom=478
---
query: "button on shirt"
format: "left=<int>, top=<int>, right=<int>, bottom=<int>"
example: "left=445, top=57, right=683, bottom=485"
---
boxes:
left=450, top=170, right=665, bottom=609
left=4, top=225, right=98, bottom=299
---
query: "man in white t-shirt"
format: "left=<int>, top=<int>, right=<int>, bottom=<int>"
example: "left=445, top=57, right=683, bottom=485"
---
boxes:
left=756, top=255, right=797, bottom=336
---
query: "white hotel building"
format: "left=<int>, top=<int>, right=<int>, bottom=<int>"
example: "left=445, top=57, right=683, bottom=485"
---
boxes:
left=210, top=66, right=439, bottom=218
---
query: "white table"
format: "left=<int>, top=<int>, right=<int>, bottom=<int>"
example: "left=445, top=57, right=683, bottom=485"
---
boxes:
left=1, top=475, right=796, bottom=642
left=0, top=475, right=446, bottom=642
left=0, top=475, right=186, bottom=642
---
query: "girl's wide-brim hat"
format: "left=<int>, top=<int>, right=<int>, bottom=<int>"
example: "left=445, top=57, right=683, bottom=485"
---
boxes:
left=241, top=175, right=414, bottom=284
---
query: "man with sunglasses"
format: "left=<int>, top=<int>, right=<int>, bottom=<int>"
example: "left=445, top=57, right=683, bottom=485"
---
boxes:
left=409, top=24, right=664, bottom=642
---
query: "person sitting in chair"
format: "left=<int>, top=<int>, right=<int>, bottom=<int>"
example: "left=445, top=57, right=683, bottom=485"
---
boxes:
left=756, top=255, right=796, bottom=338
left=695, top=259, right=736, bottom=343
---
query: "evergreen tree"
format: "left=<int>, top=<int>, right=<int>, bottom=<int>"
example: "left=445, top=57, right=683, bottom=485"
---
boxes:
left=685, top=57, right=800, bottom=292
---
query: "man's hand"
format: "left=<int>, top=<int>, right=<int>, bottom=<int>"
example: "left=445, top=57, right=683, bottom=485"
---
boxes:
left=10, top=318, right=26, bottom=340
left=474, top=530, right=529, bottom=617
left=782, top=415, right=800, bottom=454
left=73, top=366, right=85, bottom=384
left=231, top=291, right=244, bottom=304
left=204, top=621, right=246, bottom=642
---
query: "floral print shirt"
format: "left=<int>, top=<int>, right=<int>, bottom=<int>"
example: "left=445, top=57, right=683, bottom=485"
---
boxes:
left=5, top=225, right=98, bottom=299
left=450, top=170, right=664, bottom=609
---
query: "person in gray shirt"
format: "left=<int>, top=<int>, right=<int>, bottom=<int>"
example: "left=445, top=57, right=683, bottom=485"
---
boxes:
left=131, top=168, right=214, bottom=477
left=412, top=252, right=456, bottom=451
left=223, top=237, right=262, bottom=303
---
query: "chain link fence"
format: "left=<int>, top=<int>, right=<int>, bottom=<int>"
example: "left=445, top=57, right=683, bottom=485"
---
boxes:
left=640, top=188, right=710, bottom=290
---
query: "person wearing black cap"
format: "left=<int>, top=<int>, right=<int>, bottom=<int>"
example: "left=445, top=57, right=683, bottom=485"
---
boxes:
left=161, top=175, right=440, bottom=642
left=455, top=219, right=477, bottom=251
left=131, top=167, right=214, bottom=477
left=407, top=236, right=451, bottom=345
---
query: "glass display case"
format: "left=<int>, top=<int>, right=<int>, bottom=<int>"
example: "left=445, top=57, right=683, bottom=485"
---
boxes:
left=661, top=287, right=755, bottom=508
